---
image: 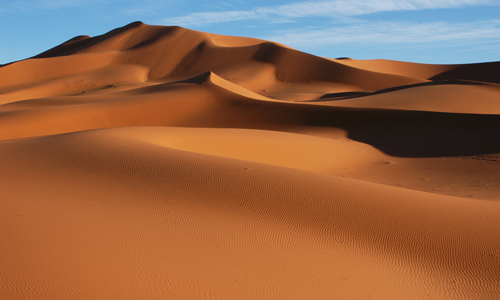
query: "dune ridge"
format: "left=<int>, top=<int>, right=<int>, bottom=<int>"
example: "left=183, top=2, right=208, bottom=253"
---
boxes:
left=1, top=22, right=499, bottom=299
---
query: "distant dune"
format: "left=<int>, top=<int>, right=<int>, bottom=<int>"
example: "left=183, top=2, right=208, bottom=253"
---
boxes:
left=1, top=22, right=499, bottom=300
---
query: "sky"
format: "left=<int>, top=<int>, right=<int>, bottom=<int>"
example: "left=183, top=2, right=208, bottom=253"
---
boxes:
left=1, top=0, right=500, bottom=65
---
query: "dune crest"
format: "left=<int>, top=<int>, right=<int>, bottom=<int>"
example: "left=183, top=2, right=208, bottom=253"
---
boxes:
left=1, top=22, right=499, bottom=299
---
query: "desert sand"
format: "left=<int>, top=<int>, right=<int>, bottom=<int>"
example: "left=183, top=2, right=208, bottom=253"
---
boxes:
left=1, top=21, right=499, bottom=299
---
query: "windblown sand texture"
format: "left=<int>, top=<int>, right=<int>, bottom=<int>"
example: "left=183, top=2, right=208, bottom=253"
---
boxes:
left=1, top=22, right=500, bottom=299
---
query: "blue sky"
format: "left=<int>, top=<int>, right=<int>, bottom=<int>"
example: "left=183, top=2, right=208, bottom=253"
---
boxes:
left=1, top=0, right=499, bottom=65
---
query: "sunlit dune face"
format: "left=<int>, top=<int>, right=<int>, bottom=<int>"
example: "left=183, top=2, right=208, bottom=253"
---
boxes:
left=1, top=22, right=499, bottom=300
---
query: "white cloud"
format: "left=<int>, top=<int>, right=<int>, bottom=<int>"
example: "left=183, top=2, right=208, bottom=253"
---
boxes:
left=117, top=0, right=184, bottom=17
left=264, top=20, right=500, bottom=49
left=163, top=10, right=258, bottom=26
left=161, top=0, right=497, bottom=26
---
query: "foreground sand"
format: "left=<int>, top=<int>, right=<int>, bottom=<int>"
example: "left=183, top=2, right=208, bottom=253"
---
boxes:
left=1, top=22, right=499, bottom=299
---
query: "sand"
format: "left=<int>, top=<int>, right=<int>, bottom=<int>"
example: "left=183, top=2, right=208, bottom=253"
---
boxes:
left=1, top=21, right=499, bottom=299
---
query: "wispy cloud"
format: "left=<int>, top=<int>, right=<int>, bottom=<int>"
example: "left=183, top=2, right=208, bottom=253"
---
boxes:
left=161, top=0, right=496, bottom=26
left=256, top=0, right=493, bottom=18
left=164, top=10, right=259, bottom=26
left=117, top=0, right=183, bottom=18
left=264, top=20, right=500, bottom=49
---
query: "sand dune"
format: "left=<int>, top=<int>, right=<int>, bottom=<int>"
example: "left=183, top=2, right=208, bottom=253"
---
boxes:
left=315, top=81, right=500, bottom=114
left=1, top=22, right=499, bottom=299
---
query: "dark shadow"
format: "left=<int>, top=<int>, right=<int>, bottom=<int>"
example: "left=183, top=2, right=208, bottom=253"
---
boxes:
left=306, top=107, right=500, bottom=157
left=168, top=71, right=212, bottom=84
left=430, top=61, right=500, bottom=84
left=126, top=26, right=180, bottom=50
left=315, top=91, right=369, bottom=100
left=314, top=79, right=485, bottom=102
left=224, top=99, right=500, bottom=158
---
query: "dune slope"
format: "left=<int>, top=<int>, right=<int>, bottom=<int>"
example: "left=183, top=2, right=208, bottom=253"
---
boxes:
left=1, top=22, right=499, bottom=299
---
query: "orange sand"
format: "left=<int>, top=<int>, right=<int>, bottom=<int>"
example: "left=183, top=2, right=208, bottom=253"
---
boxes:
left=1, top=22, right=499, bottom=299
